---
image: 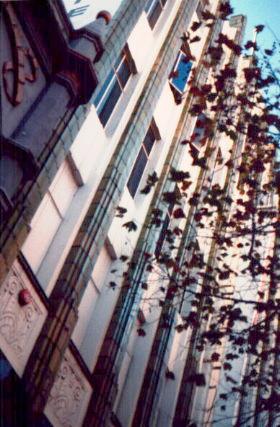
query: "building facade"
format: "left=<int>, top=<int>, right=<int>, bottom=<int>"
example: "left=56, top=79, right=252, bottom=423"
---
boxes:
left=0, top=0, right=278, bottom=426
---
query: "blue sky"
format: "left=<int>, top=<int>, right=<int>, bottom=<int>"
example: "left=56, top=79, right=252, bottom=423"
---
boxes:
left=63, top=0, right=280, bottom=46
left=62, top=0, right=120, bottom=28
left=230, top=0, right=280, bottom=49
left=231, top=1, right=280, bottom=158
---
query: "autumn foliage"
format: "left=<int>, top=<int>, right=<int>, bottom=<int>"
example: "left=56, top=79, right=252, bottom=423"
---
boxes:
left=117, top=1, right=279, bottom=423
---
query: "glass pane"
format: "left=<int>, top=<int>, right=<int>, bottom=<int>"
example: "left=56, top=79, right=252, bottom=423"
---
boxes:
left=143, top=128, right=156, bottom=155
left=98, top=80, right=122, bottom=126
left=171, top=54, right=192, bottom=93
left=192, top=114, right=206, bottom=148
left=145, top=0, right=155, bottom=13
left=155, top=214, right=170, bottom=258
left=94, top=69, right=115, bottom=108
left=147, top=1, right=162, bottom=29
left=21, top=193, right=62, bottom=272
left=127, top=148, right=148, bottom=197
left=94, top=51, right=123, bottom=108
left=114, top=52, right=124, bottom=70
left=117, top=59, right=131, bottom=88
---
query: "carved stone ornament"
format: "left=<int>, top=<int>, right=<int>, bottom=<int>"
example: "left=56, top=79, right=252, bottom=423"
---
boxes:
left=45, top=349, right=92, bottom=427
left=2, top=2, right=39, bottom=106
left=0, top=260, right=47, bottom=376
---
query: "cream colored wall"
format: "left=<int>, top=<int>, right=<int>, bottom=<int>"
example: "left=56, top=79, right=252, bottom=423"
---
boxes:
left=16, top=2, right=259, bottom=426
left=19, top=0, right=182, bottom=296
left=68, top=1, right=197, bottom=376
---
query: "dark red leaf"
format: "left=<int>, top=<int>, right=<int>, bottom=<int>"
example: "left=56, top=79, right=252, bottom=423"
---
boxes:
left=191, top=21, right=201, bottom=32
left=173, top=208, right=185, bottom=219
left=255, top=24, right=264, bottom=33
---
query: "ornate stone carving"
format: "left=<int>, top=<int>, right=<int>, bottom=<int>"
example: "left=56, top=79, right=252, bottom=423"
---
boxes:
left=45, top=349, right=92, bottom=427
left=0, top=260, right=47, bottom=376
left=2, top=2, right=39, bottom=106
left=1, top=1, right=46, bottom=138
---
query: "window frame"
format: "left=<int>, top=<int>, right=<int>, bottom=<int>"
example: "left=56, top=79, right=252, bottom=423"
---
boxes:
left=154, top=186, right=180, bottom=259
left=21, top=159, right=79, bottom=273
left=196, top=0, right=210, bottom=21
left=127, top=119, right=160, bottom=198
left=145, top=0, right=168, bottom=29
left=154, top=208, right=173, bottom=259
left=94, top=46, right=136, bottom=127
left=191, top=113, right=209, bottom=151
left=169, top=50, right=192, bottom=96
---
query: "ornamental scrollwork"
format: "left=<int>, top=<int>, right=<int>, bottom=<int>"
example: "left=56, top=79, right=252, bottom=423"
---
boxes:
left=46, top=351, right=92, bottom=427
left=2, top=2, right=39, bottom=106
left=0, top=261, right=47, bottom=375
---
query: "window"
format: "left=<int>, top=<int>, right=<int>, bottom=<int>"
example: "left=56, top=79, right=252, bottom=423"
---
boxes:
left=154, top=203, right=174, bottom=258
left=72, top=244, right=113, bottom=350
left=169, top=50, right=192, bottom=98
left=145, top=0, right=168, bottom=29
left=71, top=277, right=99, bottom=349
left=71, top=244, right=115, bottom=368
left=127, top=120, right=160, bottom=198
left=196, top=0, right=210, bottom=21
left=191, top=113, right=209, bottom=150
left=21, top=160, right=78, bottom=273
left=154, top=187, right=180, bottom=258
left=94, top=46, right=136, bottom=126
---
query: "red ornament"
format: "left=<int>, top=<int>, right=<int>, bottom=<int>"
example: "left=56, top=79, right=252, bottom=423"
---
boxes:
left=18, top=289, right=32, bottom=306
left=96, top=10, right=112, bottom=25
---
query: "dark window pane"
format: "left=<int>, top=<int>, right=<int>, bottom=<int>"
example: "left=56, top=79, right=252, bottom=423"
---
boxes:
left=127, top=147, right=148, bottom=197
left=94, top=69, right=115, bottom=108
left=147, top=1, right=162, bottom=29
left=117, top=59, right=131, bottom=88
left=155, top=191, right=175, bottom=258
left=167, top=200, right=174, bottom=216
left=94, top=51, right=133, bottom=126
left=171, top=55, right=192, bottom=93
left=192, top=113, right=207, bottom=148
left=98, top=81, right=122, bottom=126
left=114, top=53, right=124, bottom=70
left=143, top=128, right=156, bottom=155
left=155, top=214, right=170, bottom=258
left=145, top=0, right=155, bottom=13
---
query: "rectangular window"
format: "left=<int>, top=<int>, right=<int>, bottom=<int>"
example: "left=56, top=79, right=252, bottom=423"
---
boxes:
left=169, top=51, right=192, bottom=96
left=72, top=245, right=112, bottom=350
left=145, top=0, right=167, bottom=29
left=196, top=0, right=210, bottom=21
left=71, top=244, right=114, bottom=368
left=21, top=160, right=78, bottom=273
left=127, top=121, right=159, bottom=198
left=191, top=113, right=208, bottom=150
left=154, top=197, right=176, bottom=258
left=94, top=47, right=135, bottom=126
left=71, top=277, right=100, bottom=349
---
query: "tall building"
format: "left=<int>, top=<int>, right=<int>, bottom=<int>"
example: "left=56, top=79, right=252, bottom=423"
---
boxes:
left=0, top=0, right=278, bottom=426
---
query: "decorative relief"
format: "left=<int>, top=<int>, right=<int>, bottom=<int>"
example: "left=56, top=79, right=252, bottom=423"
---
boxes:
left=0, top=260, right=47, bottom=376
left=45, top=349, right=92, bottom=427
left=2, top=2, right=39, bottom=106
